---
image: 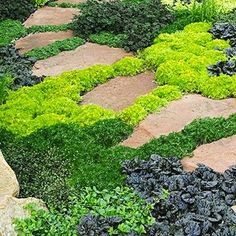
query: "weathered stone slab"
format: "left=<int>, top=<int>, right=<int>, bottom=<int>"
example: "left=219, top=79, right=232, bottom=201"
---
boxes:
left=15, top=31, right=73, bottom=54
left=82, top=71, right=156, bottom=111
left=33, top=42, right=132, bottom=76
left=122, top=94, right=236, bottom=148
left=181, top=135, right=236, bottom=173
left=0, top=151, right=19, bottom=198
left=24, top=7, right=79, bottom=28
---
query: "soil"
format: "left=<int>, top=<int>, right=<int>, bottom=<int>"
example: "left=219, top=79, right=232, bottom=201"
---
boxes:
left=81, top=71, right=156, bottom=111
left=23, top=7, right=80, bottom=27
left=122, top=94, right=236, bottom=148
left=181, top=135, right=236, bottom=173
left=15, top=31, right=73, bottom=54
left=33, top=42, right=132, bottom=76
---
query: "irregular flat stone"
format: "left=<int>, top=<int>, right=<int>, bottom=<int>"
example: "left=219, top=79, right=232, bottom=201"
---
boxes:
left=122, top=94, right=236, bottom=148
left=0, top=196, right=46, bottom=236
left=15, top=31, right=73, bottom=54
left=0, top=151, right=19, bottom=197
left=33, top=42, right=132, bottom=76
left=24, top=7, right=79, bottom=28
left=232, top=205, right=236, bottom=213
left=181, top=135, right=236, bottom=173
left=81, top=72, right=156, bottom=111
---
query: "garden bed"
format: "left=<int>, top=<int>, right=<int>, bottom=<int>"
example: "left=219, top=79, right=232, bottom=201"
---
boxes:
left=0, top=0, right=236, bottom=235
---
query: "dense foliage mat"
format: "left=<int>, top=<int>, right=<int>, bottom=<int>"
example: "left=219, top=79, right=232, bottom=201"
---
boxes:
left=0, top=20, right=26, bottom=47
left=0, top=45, right=42, bottom=90
left=2, top=113, right=236, bottom=207
left=72, top=0, right=175, bottom=51
left=14, top=187, right=155, bottom=235
left=0, top=0, right=35, bottom=22
left=123, top=155, right=236, bottom=235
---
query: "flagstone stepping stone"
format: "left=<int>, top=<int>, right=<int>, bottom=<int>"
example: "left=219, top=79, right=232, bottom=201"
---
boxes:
left=24, top=7, right=79, bottom=28
left=81, top=71, right=156, bottom=111
left=181, top=135, right=236, bottom=173
left=15, top=31, right=73, bottom=54
left=33, top=42, right=132, bottom=76
left=122, top=94, right=236, bottom=148
left=0, top=150, right=19, bottom=198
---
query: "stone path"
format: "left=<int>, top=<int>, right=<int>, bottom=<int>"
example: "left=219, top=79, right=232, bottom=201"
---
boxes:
left=24, top=6, right=79, bottom=27
left=33, top=42, right=132, bottom=76
left=15, top=30, right=73, bottom=54
left=81, top=71, right=156, bottom=111
left=122, top=94, right=236, bottom=148
left=181, top=135, right=236, bottom=173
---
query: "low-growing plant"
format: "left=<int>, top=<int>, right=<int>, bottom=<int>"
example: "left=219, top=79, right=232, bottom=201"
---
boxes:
left=72, top=0, right=175, bottom=51
left=89, top=32, right=127, bottom=48
left=0, top=0, right=35, bottom=21
left=25, top=37, right=86, bottom=60
left=26, top=23, right=73, bottom=34
left=33, top=0, right=49, bottom=6
left=0, top=19, right=26, bottom=47
left=14, top=187, right=155, bottom=235
left=0, top=75, right=12, bottom=105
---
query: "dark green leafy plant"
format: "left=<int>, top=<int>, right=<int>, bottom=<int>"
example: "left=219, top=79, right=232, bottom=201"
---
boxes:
left=0, top=74, right=12, bottom=104
left=25, top=37, right=86, bottom=60
left=26, top=23, right=73, bottom=34
left=72, top=0, right=175, bottom=51
left=89, top=32, right=127, bottom=48
left=0, top=45, right=42, bottom=90
left=0, top=0, right=35, bottom=22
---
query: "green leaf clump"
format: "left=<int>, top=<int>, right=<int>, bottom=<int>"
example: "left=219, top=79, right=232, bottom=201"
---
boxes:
left=72, top=0, right=175, bottom=51
left=14, top=187, right=155, bottom=235
left=25, top=37, right=86, bottom=60
left=89, top=32, right=127, bottom=48
left=0, top=19, right=26, bottom=47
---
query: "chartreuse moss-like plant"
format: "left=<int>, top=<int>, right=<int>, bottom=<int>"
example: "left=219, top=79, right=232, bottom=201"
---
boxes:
left=140, top=22, right=236, bottom=99
left=0, top=57, right=146, bottom=135
left=25, top=37, right=86, bottom=60
left=14, top=187, right=155, bottom=235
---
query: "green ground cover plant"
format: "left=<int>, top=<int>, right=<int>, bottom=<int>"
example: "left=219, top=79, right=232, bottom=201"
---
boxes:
left=25, top=37, right=86, bottom=60
left=72, top=0, right=175, bottom=51
left=89, top=32, right=127, bottom=48
left=26, top=23, right=73, bottom=34
left=14, top=187, right=155, bottom=235
left=140, top=22, right=236, bottom=99
left=0, top=20, right=26, bottom=47
left=0, top=0, right=35, bottom=21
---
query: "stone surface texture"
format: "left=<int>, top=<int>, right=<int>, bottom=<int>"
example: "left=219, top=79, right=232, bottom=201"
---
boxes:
left=181, top=135, right=236, bottom=173
left=24, top=7, right=79, bottom=27
left=81, top=72, right=156, bottom=111
left=16, top=31, right=74, bottom=54
left=57, top=0, right=86, bottom=3
left=0, top=196, right=46, bottom=236
left=122, top=94, right=236, bottom=148
left=33, top=43, right=132, bottom=76
left=0, top=151, right=19, bottom=198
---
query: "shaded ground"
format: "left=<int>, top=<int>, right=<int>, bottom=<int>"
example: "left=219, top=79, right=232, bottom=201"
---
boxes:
left=33, top=42, right=132, bottom=76
left=15, top=31, right=73, bottom=54
left=24, top=7, right=79, bottom=27
left=81, top=71, right=156, bottom=111
left=122, top=94, right=236, bottom=148
left=182, top=135, right=236, bottom=173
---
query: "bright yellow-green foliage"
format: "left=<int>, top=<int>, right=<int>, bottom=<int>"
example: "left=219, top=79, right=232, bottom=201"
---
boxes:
left=0, top=58, right=142, bottom=135
left=140, top=22, right=236, bottom=98
left=119, top=85, right=182, bottom=125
